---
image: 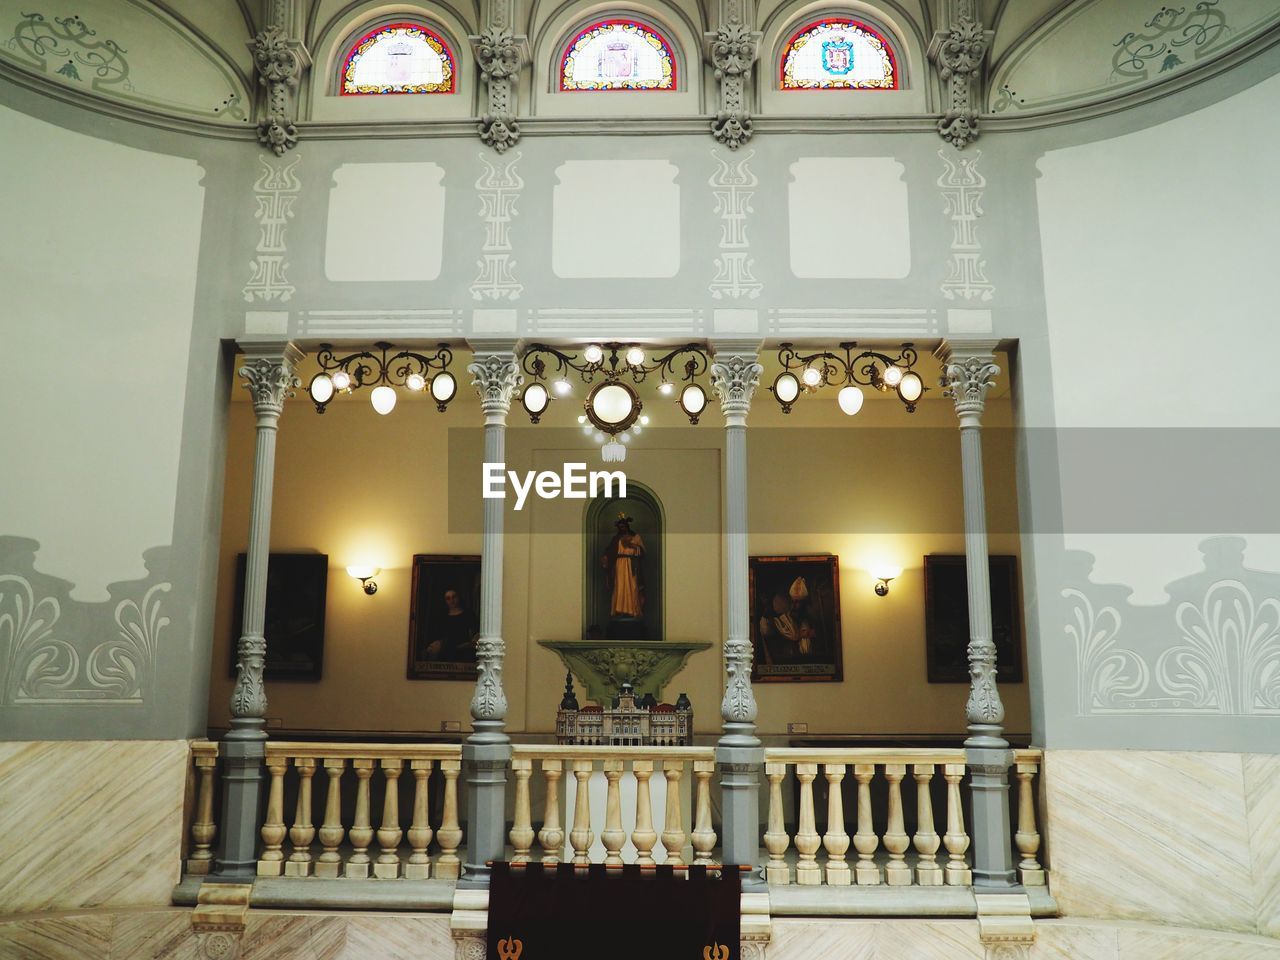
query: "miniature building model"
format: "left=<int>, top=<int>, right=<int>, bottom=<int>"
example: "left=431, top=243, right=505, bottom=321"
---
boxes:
left=556, top=674, right=692, bottom=746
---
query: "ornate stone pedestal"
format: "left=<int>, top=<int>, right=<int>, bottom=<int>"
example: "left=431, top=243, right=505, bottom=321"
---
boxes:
left=537, top=640, right=712, bottom=705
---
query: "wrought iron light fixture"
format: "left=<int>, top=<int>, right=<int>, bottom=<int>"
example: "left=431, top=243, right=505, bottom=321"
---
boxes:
left=519, top=342, right=711, bottom=461
left=770, top=342, right=926, bottom=415
left=308, top=342, right=456, bottom=416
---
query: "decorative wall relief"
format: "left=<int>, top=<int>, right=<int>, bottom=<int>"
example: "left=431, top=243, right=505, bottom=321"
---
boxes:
left=1111, top=1, right=1230, bottom=80
left=0, top=540, right=171, bottom=704
left=243, top=153, right=300, bottom=303
left=10, top=12, right=129, bottom=89
left=249, top=24, right=309, bottom=155
left=709, top=150, right=762, bottom=300
left=471, top=152, right=524, bottom=301
left=705, top=0, right=761, bottom=150
left=937, top=149, right=994, bottom=302
left=1063, top=539, right=1280, bottom=716
left=471, top=0, right=527, bottom=153
left=928, top=0, right=991, bottom=148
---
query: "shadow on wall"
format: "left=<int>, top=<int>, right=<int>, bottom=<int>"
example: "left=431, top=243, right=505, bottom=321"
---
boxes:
left=0, top=536, right=174, bottom=706
left=1060, top=536, right=1280, bottom=718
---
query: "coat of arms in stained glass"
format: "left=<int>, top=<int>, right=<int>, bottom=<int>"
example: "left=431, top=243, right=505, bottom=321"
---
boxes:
left=781, top=19, right=896, bottom=90
left=560, top=19, right=676, bottom=91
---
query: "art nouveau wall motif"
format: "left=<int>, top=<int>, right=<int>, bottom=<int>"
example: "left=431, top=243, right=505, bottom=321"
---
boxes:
left=244, top=153, right=301, bottom=303
left=709, top=149, right=762, bottom=300
left=937, top=149, right=993, bottom=302
left=471, top=151, right=524, bottom=300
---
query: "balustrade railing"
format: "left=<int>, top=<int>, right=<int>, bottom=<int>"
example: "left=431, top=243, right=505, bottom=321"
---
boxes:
left=509, top=745, right=718, bottom=866
left=761, top=747, right=1045, bottom=888
left=186, top=740, right=220, bottom=875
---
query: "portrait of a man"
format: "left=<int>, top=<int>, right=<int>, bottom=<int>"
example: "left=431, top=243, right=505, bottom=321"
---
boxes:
left=408, top=555, right=482, bottom=680
left=750, top=555, right=843, bottom=682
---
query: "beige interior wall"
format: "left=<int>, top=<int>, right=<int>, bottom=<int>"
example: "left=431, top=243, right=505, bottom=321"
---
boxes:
left=208, top=353, right=1028, bottom=737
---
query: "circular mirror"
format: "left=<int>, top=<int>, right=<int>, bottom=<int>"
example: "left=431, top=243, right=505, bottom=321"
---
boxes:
left=586, top=381, right=640, bottom=432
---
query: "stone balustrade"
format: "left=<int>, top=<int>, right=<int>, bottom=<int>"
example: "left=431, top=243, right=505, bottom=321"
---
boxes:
left=761, top=747, right=1045, bottom=888
left=186, top=740, right=220, bottom=875
left=208, top=742, right=466, bottom=880
left=508, top=745, right=718, bottom=866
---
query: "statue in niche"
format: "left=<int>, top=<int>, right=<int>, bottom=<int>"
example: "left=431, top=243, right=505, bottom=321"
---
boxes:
left=584, top=488, right=663, bottom=641
left=602, top=514, right=646, bottom=619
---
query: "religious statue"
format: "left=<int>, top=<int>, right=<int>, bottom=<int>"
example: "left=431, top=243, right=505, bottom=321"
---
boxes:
left=602, top=513, right=645, bottom=620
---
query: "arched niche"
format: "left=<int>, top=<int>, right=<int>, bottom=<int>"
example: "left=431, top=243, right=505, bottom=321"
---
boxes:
left=584, top=483, right=664, bottom=640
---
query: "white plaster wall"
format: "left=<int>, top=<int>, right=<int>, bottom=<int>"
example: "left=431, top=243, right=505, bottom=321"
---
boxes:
left=1035, top=71, right=1280, bottom=604
left=324, top=162, right=446, bottom=281
left=788, top=157, right=909, bottom=278
left=0, top=104, right=205, bottom=600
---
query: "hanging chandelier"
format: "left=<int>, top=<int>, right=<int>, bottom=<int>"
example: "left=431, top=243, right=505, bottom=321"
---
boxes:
left=306, top=342, right=456, bottom=415
left=519, top=342, right=710, bottom=461
left=770, top=342, right=925, bottom=415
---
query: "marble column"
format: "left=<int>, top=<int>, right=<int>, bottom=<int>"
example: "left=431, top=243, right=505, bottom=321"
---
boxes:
left=217, top=339, right=302, bottom=879
left=936, top=339, right=1016, bottom=887
left=460, top=345, right=522, bottom=887
left=710, top=342, right=765, bottom=885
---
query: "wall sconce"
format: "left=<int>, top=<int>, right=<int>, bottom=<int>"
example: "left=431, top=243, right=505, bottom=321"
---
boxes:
left=346, top=565, right=380, bottom=595
left=871, top=565, right=902, bottom=597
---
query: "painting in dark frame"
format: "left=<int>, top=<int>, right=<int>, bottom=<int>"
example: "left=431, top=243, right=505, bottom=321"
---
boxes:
left=408, top=554, right=482, bottom=680
left=750, top=554, right=844, bottom=683
left=229, top=553, right=327, bottom=682
left=924, top=554, right=1023, bottom=684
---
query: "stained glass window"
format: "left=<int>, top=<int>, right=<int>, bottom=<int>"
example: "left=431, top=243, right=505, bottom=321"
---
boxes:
left=560, top=19, right=676, bottom=91
left=780, top=19, right=897, bottom=90
left=341, top=22, right=455, bottom=94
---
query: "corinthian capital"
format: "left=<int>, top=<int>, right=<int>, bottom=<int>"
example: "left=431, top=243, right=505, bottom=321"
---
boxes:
left=468, top=353, right=522, bottom=418
left=941, top=355, right=999, bottom=417
left=710, top=353, right=762, bottom=421
left=238, top=342, right=303, bottom=420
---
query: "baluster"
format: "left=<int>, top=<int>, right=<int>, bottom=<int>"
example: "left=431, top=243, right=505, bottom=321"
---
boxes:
left=539, top=760, right=565, bottom=863
left=883, top=763, right=910, bottom=885
left=602, top=759, right=626, bottom=865
left=632, top=760, right=658, bottom=865
left=374, top=758, right=403, bottom=878
left=510, top=757, right=535, bottom=863
left=570, top=759, right=594, bottom=866
left=943, top=763, right=971, bottom=885
left=661, top=760, right=686, bottom=864
left=285, top=758, right=316, bottom=877
left=823, top=764, right=850, bottom=885
left=913, top=763, right=942, bottom=885
left=692, top=759, right=716, bottom=865
left=257, top=754, right=288, bottom=876
left=763, top=762, right=791, bottom=884
left=853, top=763, right=880, bottom=885
left=316, top=758, right=346, bottom=878
left=435, top=758, right=463, bottom=879
left=405, top=759, right=434, bottom=879
left=793, top=762, right=821, bottom=885
left=1016, top=760, right=1046, bottom=885
left=186, top=749, right=217, bottom=875
left=345, top=758, right=375, bottom=878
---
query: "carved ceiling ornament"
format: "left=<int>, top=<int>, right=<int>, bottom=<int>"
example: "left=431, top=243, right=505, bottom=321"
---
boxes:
left=472, top=25, right=528, bottom=152
left=928, top=0, right=992, bottom=148
left=249, top=24, right=310, bottom=156
left=706, top=4, right=761, bottom=150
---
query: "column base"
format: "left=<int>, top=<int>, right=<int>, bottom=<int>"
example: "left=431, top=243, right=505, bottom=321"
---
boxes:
left=795, top=862, right=822, bottom=885
left=824, top=862, right=851, bottom=886
left=344, top=860, right=371, bottom=879
left=946, top=864, right=973, bottom=886
left=256, top=860, right=283, bottom=877
left=435, top=857, right=460, bottom=880
left=186, top=858, right=213, bottom=876
left=916, top=863, right=944, bottom=886
left=373, top=861, right=401, bottom=880
left=855, top=863, right=882, bottom=885
left=404, top=861, right=431, bottom=880
left=314, top=860, right=341, bottom=879
left=885, top=862, right=912, bottom=886
left=765, top=864, right=790, bottom=885
left=283, top=860, right=312, bottom=878
left=1019, top=867, right=1046, bottom=886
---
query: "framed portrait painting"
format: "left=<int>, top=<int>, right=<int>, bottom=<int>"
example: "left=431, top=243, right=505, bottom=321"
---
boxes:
left=230, top=552, right=327, bottom=682
left=750, top=554, right=843, bottom=682
left=924, top=554, right=1023, bottom=684
left=408, top=554, right=482, bottom=680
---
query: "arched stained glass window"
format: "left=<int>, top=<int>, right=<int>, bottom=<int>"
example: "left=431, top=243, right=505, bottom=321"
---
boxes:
left=560, top=19, right=676, bottom=91
left=341, top=22, right=455, bottom=94
left=780, top=18, right=897, bottom=90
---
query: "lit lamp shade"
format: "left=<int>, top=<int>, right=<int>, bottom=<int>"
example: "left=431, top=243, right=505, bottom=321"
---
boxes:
left=370, top=384, right=397, bottom=415
left=773, top=372, right=800, bottom=406
left=309, top=373, right=334, bottom=405
left=625, top=346, right=646, bottom=367
left=679, top=383, right=707, bottom=421
left=522, top=382, right=550, bottom=419
left=897, top=371, right=924, bottom=404
left=802, top=366, right=822, bottom=387
left=405, top=372, right=427, bottom=392
left=430, top=371, right=456, bottom=405
left=882, top=364, right=904, bottom=387
left=583, top=343, right=604, bottom=365
left=586, top=381, right=640, bottom=432
left=837, top=384, right=864, bottom=416
left=331, top=370, right=352, bottom=391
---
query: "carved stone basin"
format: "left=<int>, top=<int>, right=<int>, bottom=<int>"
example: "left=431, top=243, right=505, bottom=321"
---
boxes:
left=537, top=639, right=714, bottom=705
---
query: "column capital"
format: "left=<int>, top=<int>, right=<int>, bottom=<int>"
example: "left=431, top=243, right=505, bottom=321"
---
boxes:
left=710, top=343, right=763, bottom=424
left=467, top=348, right=523, bottom=422
left=935, top=340, right=999, bottom=420
left=237, top=340, right=303, bottom=421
